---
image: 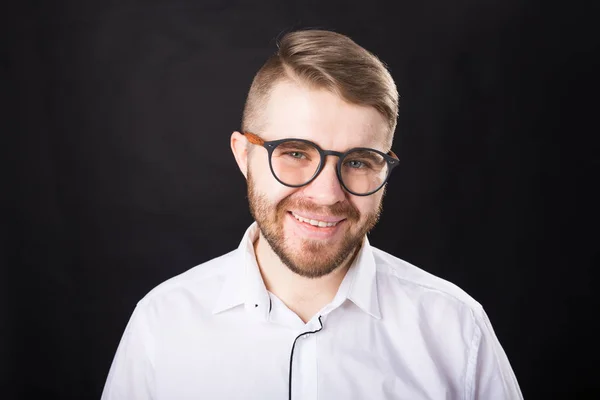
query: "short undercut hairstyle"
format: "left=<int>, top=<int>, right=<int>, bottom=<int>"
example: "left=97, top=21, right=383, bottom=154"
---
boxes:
left=241, top=29, right=399, bottom=147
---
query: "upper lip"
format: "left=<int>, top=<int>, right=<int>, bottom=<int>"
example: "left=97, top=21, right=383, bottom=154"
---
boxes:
left=290, top=211, right=345, bottom=223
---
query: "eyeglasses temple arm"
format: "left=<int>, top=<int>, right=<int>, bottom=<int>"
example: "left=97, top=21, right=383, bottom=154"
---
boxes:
left=242, top=131, right=265, bottom=145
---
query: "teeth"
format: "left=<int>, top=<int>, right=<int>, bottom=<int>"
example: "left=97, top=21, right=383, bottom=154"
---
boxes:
left=292, top=212, right=339, bottom=227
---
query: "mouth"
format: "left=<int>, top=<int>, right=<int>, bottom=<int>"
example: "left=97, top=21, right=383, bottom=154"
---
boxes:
left=289, top=211, right=345, bottom=227
left=286, top=211, right=343, bottom=240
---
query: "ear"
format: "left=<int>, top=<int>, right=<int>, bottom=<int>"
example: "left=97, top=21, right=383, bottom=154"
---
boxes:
left=230, top=131, right=249, bottom=179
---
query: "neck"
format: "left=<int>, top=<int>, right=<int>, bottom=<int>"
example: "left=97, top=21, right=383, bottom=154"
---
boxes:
left=253, top=233, right=356, bottom=323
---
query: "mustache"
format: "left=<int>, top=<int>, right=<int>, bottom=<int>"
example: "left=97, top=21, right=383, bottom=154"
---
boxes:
left=277, top=196, right=360, bottom=221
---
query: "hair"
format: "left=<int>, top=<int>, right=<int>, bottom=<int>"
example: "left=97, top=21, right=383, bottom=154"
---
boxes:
left=241, top=29, right=399, bottom=147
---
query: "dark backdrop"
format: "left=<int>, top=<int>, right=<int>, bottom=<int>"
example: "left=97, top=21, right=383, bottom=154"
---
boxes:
left=2, top=1, right=598, bottom=399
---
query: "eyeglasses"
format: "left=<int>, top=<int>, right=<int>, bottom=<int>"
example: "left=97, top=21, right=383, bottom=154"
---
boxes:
left=243, top=132, right=400, bottom=196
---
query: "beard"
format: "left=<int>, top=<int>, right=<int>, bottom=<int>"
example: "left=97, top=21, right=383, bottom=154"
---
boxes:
left=247, top=171, right=382, bottom=278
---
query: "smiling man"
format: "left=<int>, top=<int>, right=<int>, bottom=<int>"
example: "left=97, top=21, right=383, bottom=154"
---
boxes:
left=102, top=30, right=523, bottom=400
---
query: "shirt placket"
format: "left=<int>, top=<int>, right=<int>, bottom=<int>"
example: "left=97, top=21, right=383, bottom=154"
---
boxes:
left=290, top=320, right=321, bottom=400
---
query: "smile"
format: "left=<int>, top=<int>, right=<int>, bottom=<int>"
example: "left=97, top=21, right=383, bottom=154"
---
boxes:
left=290, top=212, right=342, bottom=227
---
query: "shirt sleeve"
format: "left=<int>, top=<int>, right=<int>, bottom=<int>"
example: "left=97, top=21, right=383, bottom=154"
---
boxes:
left=101, top=304, right=156, bottom=400
left=466, top=308, right=523, bottom=400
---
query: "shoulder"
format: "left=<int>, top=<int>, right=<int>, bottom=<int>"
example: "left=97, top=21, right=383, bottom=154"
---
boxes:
left=371, top=246, right=484, bottom=319
left=136, top=249, right=239, bottom=309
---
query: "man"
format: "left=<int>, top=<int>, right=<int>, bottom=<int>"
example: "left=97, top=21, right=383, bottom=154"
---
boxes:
left=101, top=29, right=523, bottom=399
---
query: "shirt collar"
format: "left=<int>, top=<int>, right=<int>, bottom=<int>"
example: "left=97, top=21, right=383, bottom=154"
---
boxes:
left=212, top=223, right=267, bottom=316
left=343, top=235, right=382, bottom=319
left=212, top=223, right=381, bottom=320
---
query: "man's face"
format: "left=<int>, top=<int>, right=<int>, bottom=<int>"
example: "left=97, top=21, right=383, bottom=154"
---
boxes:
left=245, top=81, right=390, bottom=278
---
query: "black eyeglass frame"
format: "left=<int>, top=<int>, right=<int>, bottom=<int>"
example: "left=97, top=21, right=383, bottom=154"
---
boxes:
left=243, top=131, right=400, bottom=196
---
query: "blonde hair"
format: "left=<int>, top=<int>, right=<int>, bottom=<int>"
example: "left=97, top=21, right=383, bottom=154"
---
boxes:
left=241, top=29, right=399, bottom=144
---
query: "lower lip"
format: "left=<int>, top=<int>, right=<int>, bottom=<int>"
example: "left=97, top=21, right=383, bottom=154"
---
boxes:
left=286, top=212, right=345, bottom=239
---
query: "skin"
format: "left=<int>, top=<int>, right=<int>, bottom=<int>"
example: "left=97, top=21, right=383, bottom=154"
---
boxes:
left=231, top=79, right=391, bottom=323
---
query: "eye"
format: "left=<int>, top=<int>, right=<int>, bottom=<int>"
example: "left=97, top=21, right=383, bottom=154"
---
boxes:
left=285, top=151, right=307, bottom=159
left=346, top=160, right=369, bottom=169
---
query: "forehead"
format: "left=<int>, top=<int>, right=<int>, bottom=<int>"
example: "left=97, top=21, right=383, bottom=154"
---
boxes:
left=261, top=80, right=390, bottom=151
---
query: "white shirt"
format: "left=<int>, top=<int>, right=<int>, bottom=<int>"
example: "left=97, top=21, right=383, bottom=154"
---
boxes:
left=101, top=223, right=522, bottom=400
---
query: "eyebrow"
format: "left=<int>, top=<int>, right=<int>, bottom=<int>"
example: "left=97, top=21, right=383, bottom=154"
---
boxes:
left=276, top=141, right=316, bottom=151
left=347, top=150, right=386, bottom=161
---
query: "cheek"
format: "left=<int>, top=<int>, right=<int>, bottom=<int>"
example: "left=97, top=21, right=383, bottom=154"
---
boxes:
left=352, top=195, right=382, bottom=219
left=250, top=159, right=297, bottom=204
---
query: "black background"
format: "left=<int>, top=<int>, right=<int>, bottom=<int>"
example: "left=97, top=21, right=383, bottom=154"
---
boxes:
left=2, top=1, right=598, bottom=399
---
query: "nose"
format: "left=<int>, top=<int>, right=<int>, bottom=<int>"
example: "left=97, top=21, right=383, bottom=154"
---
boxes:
left=301, top=156, right=346, bottom=205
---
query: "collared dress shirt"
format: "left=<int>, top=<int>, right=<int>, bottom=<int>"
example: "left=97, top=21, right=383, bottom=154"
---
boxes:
left=101, top=223, right=523, bottom=400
